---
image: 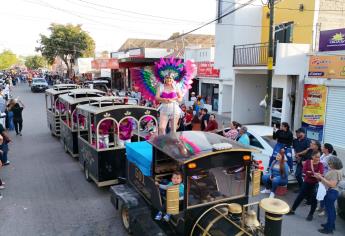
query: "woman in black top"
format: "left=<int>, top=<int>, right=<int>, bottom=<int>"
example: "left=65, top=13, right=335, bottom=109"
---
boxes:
left=10, top=100, right=24, bottom=136
left=270, top=122, right=294, bottom=172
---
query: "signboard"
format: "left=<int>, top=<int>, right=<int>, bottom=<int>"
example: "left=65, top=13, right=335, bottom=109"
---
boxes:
left=308, top=55, right=345, bottom=79
left=77, top=58, right=93, bottom=73
left=91, top=59, right=119, bottom=69
left=302, top=84, right=327, bottom=141
left=319, top=28, right=345, bottom=51
left=196, top=62, right=220, bottom=78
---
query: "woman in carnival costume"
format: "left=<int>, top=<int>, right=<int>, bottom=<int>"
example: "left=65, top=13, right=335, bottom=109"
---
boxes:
left=131, top=58, right=195, bottom=135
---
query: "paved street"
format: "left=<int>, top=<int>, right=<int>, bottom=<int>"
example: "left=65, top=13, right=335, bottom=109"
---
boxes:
left=0, top=84, right=127, bottom=236
left=0, top=83, right=344, bottom=236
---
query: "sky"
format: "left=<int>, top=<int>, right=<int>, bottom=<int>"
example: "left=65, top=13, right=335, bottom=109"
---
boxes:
left=0, top=0, right=217, bottom=56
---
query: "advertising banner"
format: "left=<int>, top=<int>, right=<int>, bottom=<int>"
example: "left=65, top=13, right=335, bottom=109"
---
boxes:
left=308, top=55, right=345, bottom=79
left=91, top=59, right=119, bottom=69
left=319, top=28, right=345, bottom=51
left=302, top=84, right=327, bottom=141
left=196, top=62, right=220, bottom=78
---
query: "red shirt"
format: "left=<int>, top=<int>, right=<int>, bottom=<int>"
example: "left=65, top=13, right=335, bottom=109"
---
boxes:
left=185, top=113, right=193, bottom=123
left=303, top=160, right=324, bottom=184
left=204, top=120, right=218, bottom=132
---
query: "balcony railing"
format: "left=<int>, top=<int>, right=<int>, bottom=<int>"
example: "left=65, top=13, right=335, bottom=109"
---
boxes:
left=233, top=42, right=276, bottom=67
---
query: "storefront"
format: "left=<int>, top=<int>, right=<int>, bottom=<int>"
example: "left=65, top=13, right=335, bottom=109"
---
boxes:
left=304, top=55, right=345, bottom=152
left=196, top=62, right=220, bottom=112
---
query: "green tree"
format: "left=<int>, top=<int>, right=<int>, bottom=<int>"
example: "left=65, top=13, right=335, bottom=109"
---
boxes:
left=25, top=55, right=48, bottom=70
left=37, top=23, right=95, bottom=77
left=0, top=50, right=18, bottom=70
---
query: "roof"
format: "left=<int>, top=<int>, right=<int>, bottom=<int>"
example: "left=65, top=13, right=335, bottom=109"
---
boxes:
left=246, top=125, right=274, bottom=137
left=59, top=89, right=105, bottom=105
left=117, top=33, right=215, bottom=52
left=45, top=84, right=80, bottom=96
left=149, top=131, right=253, bottom=164
left=77, top=103, right=157, bottom=115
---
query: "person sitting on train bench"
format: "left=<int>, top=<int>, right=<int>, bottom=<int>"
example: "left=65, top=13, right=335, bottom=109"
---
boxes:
left=261, top=148, right=289, bottom=198
left=155, top=171, right=184, bottom=222
left=118, top=118, right=133, bottom=147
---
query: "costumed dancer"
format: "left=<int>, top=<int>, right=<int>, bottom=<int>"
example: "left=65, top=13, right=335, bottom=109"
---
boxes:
left=131, top=58, right=195, bottom=135
left=156, top=72, right=182, bottom=134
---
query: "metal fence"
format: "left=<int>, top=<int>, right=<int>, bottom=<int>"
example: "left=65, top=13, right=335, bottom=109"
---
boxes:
left=233, top=43, right=276, bottom=67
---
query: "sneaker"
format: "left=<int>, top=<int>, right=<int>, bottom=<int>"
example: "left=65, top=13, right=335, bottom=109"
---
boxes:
left=269, top=192, right=275, bottom=198
left=318, top=228, right=333, bottom=234
left=154, top=211, right=163, bottom=221
left=0, top=185, right=5, bottom=189
left=19, top=133, right=22, bottom=136
left=260, top=189, right=271, bottom=194
left=306, top=214, right=313, bottom=221
left=318, top=210, right=325, bottom=216
left=3, top=161, right=10, bottom=166
left=163, top=214, right=171, bottom=222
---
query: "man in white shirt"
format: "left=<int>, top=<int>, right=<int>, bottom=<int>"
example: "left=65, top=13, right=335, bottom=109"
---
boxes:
left=190, top=92, right=197, bottom=103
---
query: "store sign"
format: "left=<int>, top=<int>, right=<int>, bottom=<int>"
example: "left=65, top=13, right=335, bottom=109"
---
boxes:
left=128, top=48, right=144, bottom=58
left=196, top=62, right=220, bottom=78
left=308, top=55, right=345, bottom=79
left=91, top=59, right=119, bottom=69
left=302, top=85, right=327, bottom=141
left=319, top=28, right=345, bottom=51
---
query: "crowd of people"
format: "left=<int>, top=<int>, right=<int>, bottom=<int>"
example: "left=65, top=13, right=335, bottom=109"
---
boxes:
left=0, top=71, right=25, bottom=200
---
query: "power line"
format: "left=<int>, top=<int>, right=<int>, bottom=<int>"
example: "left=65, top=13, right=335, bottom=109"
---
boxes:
left=160, top=0, right=256, bottom=43
left=74, top=0, right=203, bottom=23
left=220, top=0, right=345, bottom=12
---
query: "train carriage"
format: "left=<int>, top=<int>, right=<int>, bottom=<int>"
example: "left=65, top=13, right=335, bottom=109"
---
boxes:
left=45, top=84, right=79, bottom=136
left=58, top=89, right=105, bottom=157
left=76, top=97, right=158, bottom=187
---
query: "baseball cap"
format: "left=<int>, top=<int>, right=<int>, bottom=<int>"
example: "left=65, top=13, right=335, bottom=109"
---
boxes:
left=295, top=128, right=306, bottom=133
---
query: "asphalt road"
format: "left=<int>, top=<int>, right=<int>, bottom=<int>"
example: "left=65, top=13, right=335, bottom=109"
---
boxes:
left=0, top=84, right=127, bottom=236
left=0, top=83, right=344, bottom=236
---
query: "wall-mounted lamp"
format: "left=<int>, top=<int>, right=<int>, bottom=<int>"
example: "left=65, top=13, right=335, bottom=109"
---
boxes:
left=299, top=4, right=304, bottom=12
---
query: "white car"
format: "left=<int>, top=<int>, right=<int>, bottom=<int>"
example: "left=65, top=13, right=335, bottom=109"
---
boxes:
left=220, top=125, right=296, bottom=183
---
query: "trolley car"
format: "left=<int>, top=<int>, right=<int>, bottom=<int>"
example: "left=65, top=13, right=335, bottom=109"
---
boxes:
left=45, top=84, right=79, bottom=136
left=77, top=97, right=158, bottom=187
left=58, top=89, right=105, bottom=157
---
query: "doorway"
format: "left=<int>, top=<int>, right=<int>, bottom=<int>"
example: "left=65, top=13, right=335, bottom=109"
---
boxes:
left=201, top=83, right=219, bottom=111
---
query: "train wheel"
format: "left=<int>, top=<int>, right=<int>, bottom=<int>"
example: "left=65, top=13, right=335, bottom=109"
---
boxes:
left=84, top=163, right=91, bottom=182
left=121, top=204, right=132, bottom=233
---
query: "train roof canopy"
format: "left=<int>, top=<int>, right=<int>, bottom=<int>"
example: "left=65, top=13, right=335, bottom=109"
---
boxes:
left=149, top=131, right=253, bottom=164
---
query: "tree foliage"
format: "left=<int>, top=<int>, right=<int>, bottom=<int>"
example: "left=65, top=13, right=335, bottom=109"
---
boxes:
left=0, top=50, right=18, bottom=70
left=37, top=23, right=95, bottom=76
left=25, top=55, right=48, bottom=70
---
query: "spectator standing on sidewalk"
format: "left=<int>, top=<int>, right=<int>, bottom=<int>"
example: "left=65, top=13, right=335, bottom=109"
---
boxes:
left=315, top=156, right=343, bottom=234
left=271, top=122, right=294, bottom=173
left=288, top=151, right=324, bottom=221
left=0, top=123, right=11, bottom=166
left=293, top=128, right=311, bottom=189
left=204, top=114, right=218, bottom=133
left=10, top=99, right=24, bottom=136
left=199, top=108, right=209, bottom=131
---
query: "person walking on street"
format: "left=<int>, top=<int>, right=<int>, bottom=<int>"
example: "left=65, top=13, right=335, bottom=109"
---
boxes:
left=271, top=122, right=294, bottom=173
left=10, top=99, right=24, bottom=135
left=287, top=151, right=324, bottom=221
left=293, top=128, right=311, bottom=189
left=315, top=156, right=343, bottom=234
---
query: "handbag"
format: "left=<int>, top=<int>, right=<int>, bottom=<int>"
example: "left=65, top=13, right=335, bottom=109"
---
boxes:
left=317, top=182, right=327, bottom=200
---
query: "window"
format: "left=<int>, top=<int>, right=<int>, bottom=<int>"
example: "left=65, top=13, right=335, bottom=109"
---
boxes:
left=248, top=133, right=264, bottom=149
left=275, top=22, right=294, bottom=43
left=188, top=165, right=246, bottom=207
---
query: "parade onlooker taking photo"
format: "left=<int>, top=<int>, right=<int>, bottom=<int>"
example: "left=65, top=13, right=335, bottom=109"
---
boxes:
left=288, top=151, right=324, bottom=221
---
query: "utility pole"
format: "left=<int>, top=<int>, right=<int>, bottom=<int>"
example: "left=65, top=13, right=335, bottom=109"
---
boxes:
left=264, top=0, right=275, bottom=126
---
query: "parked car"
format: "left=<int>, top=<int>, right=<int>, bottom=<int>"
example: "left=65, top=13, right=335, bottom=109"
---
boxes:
left=31, top=78, right=49, bottom=92
left=338, top=180, right=345, bottom=221
left=219, top=125, right=297, bottom=183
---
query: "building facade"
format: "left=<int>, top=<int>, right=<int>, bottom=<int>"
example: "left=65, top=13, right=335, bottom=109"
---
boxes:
left=214, top=0, right=345, bottom=130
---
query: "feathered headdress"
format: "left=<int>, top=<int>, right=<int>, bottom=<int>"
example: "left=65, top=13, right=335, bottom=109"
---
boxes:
left=131, top=57, right=196, bottom=102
